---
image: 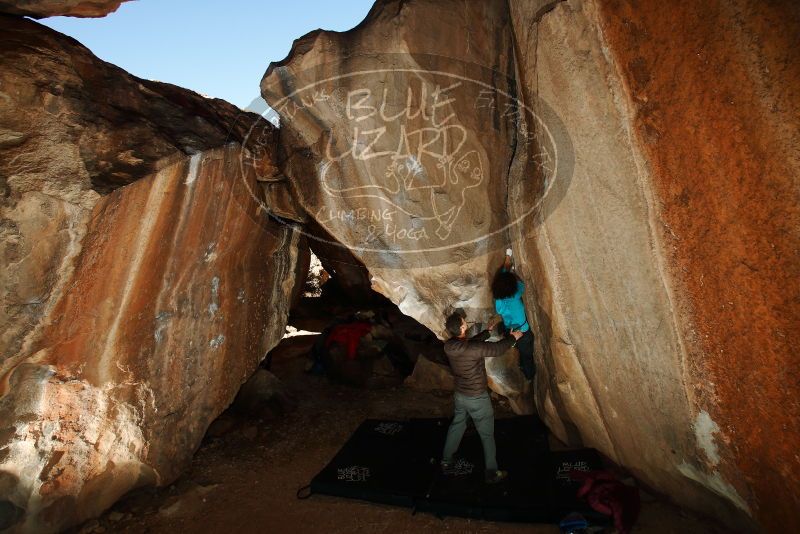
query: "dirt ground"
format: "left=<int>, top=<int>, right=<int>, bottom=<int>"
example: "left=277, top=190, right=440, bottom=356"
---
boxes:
left=74, top=333, right=723, bottom=534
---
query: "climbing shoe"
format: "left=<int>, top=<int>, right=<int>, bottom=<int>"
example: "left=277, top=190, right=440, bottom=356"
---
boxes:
left=485, top=469, right=508, bottom=484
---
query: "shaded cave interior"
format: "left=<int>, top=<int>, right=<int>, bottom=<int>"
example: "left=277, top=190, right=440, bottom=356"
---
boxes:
left=205, top=227, right=457, bottom=437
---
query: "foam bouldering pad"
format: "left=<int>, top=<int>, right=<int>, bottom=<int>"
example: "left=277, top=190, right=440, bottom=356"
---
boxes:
left=306, top=416, right=608, bottom=524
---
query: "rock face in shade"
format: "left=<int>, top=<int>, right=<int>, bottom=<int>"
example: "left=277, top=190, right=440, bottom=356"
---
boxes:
left=261, top=0, right=800, bottom=530
left=485, top=347, right=533, bottom=415
left=0, top=145, right=301, bottom=533
left=0, top=0, right=130, bottom=18
left=508, top=0, right=799, bottom=530
left=304, top=219, right=378, bottom=305
left=508, top=0, right=732, bottom=521
left=592, top=5, right=800, bottom=531
left=261, top=0, right=533, bottom=407
left=404, top=355, right=454, bottom=393
left=0, top=16, right=257, bottom=195
left=0, top=16, right=294, bottom=533
left=0, top=16, right=264, bottom=386
left=261, top=0, right=520, bottom=334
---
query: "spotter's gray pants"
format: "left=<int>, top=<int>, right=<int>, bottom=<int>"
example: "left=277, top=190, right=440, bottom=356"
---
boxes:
left=442, top=391, right=497, bottom=471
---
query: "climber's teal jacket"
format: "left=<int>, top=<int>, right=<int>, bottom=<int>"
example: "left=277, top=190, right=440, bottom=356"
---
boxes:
left=494, top=279, right=530, bottom=333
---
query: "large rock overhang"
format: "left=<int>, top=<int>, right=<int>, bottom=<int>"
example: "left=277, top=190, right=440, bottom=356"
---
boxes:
left=258, top=0, right=573, bottom=338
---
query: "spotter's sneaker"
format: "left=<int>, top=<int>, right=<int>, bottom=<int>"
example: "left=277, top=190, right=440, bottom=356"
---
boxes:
left=485, top=469, right=508, bottom=484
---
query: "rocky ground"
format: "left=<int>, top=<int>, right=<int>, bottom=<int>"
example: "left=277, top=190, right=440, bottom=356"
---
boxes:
left=70, top=322, right=723, bottom=534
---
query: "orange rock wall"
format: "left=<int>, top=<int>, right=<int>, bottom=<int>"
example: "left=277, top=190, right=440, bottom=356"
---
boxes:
left=509, top=0, right=799, bottom=529
left=595, top=0, right=800, bottom=529
left=0, top=146, right=301, bottom=533
left=0, top=15, right=261, bottom=380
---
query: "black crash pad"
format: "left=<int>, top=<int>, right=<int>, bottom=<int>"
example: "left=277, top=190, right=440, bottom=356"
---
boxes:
left=306, top=416, right=607, bottom=523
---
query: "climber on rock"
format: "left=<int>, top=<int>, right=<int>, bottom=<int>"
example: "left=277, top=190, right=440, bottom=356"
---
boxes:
left=441, top=312, right=522, bottom=484
left=489, top=249, right=535, bottom=380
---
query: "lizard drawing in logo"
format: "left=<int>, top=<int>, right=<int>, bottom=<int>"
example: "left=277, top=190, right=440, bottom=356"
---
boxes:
left=319, top=123, right=485, bottom=241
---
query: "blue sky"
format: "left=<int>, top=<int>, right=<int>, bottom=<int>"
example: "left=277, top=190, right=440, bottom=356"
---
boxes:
left=40, top=0, right=375, bottom=110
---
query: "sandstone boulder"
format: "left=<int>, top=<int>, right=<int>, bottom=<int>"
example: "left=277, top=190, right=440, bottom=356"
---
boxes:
left=0, top=145, right=301, bottom=533
left=508, top=0, right=799, bottom=530
left=0, top=16, right=296, bottom=533
left=1, top=15, right=262, bottom=381
left=404, top=355, right=454, bottom=393
left=304, top=219, right=377, bottom=305
left=260, top=0, right=532, bottom=414
left=261, top=0, right=520, bottom=339
left=485, top=347, right=533, bottom=415
left=233, top=369, right=297, bottom=417
left=260, top=0, right=800, bottom=530
left=0, top=0, right=131, bottom=18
